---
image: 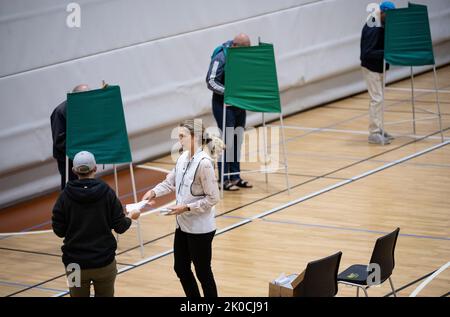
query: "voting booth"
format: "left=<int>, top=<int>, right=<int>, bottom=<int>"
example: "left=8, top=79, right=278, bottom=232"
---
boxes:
left=222, top=42, right=290, bottom=196
left=66, top=85, right=144, bottom=257
left=382, top=2, right=444, bottom=143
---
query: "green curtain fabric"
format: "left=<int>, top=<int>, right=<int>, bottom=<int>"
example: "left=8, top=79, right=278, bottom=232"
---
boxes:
left=384, top=3, right=435, bottom=66
left=66, top=85, right=132, bottom=163
left=224, top=42, right=281, bottom=113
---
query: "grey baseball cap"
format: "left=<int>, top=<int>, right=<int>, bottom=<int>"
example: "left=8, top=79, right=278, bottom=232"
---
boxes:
left=73, top=151, right=96, bottom=174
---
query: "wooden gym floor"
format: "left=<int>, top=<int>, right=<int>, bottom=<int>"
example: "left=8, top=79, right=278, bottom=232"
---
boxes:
left=0, top=65, right=449, bottom=297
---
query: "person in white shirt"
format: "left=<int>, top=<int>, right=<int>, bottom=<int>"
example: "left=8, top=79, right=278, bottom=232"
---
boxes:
left=142, top=119, right=222, bottom=297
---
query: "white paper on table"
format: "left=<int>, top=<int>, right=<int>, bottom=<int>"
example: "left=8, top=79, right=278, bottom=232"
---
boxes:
left=126, top=200, right=148, bottom=212
left=273, top=273, right=290, bottom=286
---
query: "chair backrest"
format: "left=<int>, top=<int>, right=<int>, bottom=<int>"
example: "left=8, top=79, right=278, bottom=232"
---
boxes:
left=297, top=251, right=342, bottom=297
left=369, top=228, right=400, bottom=282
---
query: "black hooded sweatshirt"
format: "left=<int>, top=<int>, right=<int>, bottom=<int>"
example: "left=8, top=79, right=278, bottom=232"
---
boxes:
left=52, top=178, right=131, bottom=269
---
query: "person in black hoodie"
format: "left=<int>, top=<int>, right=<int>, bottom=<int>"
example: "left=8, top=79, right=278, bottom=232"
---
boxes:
left=360, top=1, right=396, bottom=145
left=52, top=150, right=140, bottom=297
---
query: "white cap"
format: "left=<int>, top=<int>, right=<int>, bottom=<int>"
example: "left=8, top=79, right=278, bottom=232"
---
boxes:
left=73, top=151, right=96, bottom=174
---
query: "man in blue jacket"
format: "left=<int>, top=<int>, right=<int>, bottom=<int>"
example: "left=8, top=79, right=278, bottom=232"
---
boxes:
left=360, top=1, right=396, bottom=145
left=206, top=33, right=253, bottom=191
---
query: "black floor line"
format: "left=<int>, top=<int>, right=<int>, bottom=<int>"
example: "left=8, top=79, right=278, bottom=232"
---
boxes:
left=6, top=128, right=450, bottom=297
left=116, top=232, right=175, bottom=256
left=4, top=73, right=450, bottom=297
left=441, top=292, right=449, bottom=297
left=56, top=131, right=450, bottom=297
left=64, top=137, right=449, bottom=297
left=7, top=127, right=449, bottom=297
left=0, top=247, right=60, bottom=258
left=0, top=245, right=137, bottom=268
left=6, top=273, right=67, bottom=297
left=383, top=270, right=436, bottom=297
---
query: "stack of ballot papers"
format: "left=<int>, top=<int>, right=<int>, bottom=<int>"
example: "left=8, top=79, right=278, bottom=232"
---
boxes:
left=272, top=273, right=298, bottom=288
left=159, top=208, right=172, bottom=215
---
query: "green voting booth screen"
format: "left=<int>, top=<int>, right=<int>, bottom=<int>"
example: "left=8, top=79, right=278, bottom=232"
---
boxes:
left=224, top=43, right=281, bottom=113
left=384, top=3, right=435, bottom=66
left=66, top=85, right=132, bottom=164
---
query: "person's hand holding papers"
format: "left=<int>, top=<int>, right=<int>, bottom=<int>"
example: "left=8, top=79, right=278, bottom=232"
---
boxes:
left=142, top=190, right=157, bottom=207
left=125, top=200, right=148, bottom=220
left=167, top=204, right=189, bottom=215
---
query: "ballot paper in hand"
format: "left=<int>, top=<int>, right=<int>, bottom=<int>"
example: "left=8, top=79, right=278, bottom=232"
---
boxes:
left=159, top=208, right=172, bottom=216
left=126, top=200, right=148, bottom=212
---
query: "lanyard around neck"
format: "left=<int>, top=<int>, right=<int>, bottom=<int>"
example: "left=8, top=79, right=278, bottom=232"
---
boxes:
left=177, top=151, right=199, bottom=197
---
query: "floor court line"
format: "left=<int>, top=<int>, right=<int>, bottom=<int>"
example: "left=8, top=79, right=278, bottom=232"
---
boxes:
left=12, top=130, right=450, bottom=296
left=153, top=155, right=450, bottom=171
left=3, top=70, right=450, bottom=298
left=49, top=139, right=450, bottom=297
left=0, top=280, right=66, bottom=294
left=0, top=181, right=166, bottom=239
left=410, top=262, right=450, bottom=297
left=286, top=151, right=450, bottom=169
left=3, top=79, right=446, bottom=238
left=44, top=86, right=449, bottom=247
left=260, top=218, right=450, bottom=242
left=6, top=125, right=449, bottom=297
left=222, top=215, right=450, bottom=242
left=213, top=128, right=450, bottom=224
left=352, top=96, right=450, bottom=104
left=327, top=105, right=450, bottom=116
left=6, top=273, right=71, bottom=297
left=272, top=125, right=450, bottom=141
left=383, top=270, right=436, bottom=297
left=0, top=246, right=136, bottom=268
left=277, top=83, right=450, bottom=145
left=141, top=163, right=352, bottom=181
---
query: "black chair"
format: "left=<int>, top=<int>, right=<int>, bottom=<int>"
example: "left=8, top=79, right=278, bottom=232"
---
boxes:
left=294, top=251, right=342, bottom=297
left=337, top=228, right=400, bottom=297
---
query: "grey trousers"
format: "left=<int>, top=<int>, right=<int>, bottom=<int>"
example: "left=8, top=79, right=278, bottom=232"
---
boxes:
left=362, top=66, right=384, bottom=135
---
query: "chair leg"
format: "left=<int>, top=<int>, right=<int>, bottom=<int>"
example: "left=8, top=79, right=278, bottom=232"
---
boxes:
left=363, top=287, right=369, bottom=297
left=389, top=277, right=397, bottom=297
left=356, top=287, right=359, bottom=297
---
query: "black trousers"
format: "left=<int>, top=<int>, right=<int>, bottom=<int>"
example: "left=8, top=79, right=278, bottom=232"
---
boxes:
left=57, top=158, right=77, bottom=190
left=174, top=228, right=217, bottom=297
left=211, top=93, right=246, bottom=182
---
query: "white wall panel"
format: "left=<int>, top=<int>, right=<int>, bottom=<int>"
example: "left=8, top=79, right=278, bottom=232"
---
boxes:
left=0, top=0, right=449, bottom=207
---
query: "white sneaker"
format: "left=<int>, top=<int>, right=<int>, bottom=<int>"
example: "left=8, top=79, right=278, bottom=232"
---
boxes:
left=368, top=133, right=391, bottom=145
